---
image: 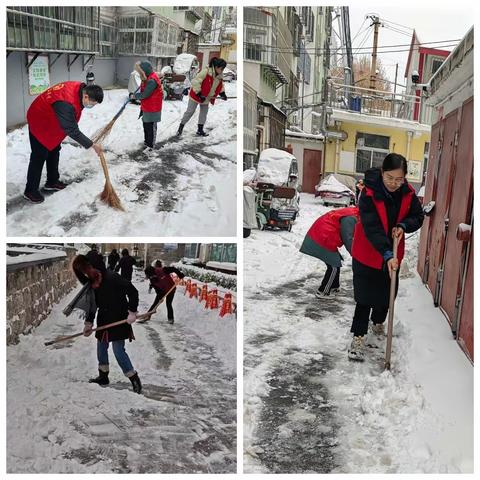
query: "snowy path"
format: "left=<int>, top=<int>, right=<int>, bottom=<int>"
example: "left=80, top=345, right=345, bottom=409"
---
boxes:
left=7, top=83, right=237, bottom=236
left=7, top=272, right=237, bottom=473
left=244, top=194, right=473, bottom=473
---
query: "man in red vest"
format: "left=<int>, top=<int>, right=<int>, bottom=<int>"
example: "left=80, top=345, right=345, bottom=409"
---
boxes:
left=144, top=262, right=185, bottom=324
left=176, top=57, right=227, bottom=137
left=129, top=61, right=163, bottom=153
left=24, top=81, right=104, bottom=203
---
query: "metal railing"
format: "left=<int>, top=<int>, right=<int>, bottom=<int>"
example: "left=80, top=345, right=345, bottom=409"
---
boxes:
left=327, top=82, right=433, bottom=124
left=6, top=7, right=100, bottom=53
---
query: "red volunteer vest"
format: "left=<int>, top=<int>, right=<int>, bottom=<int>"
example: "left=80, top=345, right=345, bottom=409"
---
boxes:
left=190, top=69, right=223, bottom=105
left=151, top=267, right=175, bottom=292
left=27, top=81, right=83, bottom=150
left=307, top=206, right=359, bottom=252
left=352, top=185, right=414, bottom=269
left=140, top=72, right=163, bottom=112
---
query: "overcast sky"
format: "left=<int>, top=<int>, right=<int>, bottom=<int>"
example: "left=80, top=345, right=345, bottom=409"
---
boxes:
left=346, top=6, right=473, bottom=89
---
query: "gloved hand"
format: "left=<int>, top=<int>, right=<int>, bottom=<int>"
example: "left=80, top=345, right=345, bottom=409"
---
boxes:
left=183, top=88, right=189, bottom=96
left=127, top=311, right=137, bottom=324
left=197, top=93, right=206, bottom=103
left=219, top=92, right=228, bottom=101
left=83, top=322, right=93, bottom=337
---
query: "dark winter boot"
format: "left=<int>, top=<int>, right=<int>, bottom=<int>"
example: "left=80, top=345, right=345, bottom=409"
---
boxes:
left=89, top=369, right=109, bottom=385
left=129, top=372, right=142, bottom=394
left=167, top=318, right=174, bottom=325
left=23, top=190, right=45, bottom=204
left=196, top=124, right=209, bottom=137
left=176, top=123, right=185, bottom=136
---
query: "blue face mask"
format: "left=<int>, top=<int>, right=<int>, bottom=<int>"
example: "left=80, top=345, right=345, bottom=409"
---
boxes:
left=84, top=103, right=94, bottom=109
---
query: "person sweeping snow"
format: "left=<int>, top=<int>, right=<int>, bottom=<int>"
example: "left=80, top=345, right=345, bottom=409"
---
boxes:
left=143, top=262, right=185, bottom=324
left=24, top=81, right=104, bottom=203
left=300, top=206, right=359, bottom=298
left=72, top=254, right=142, bottom=393
left=348, top=154, right=424, bottom=361
left=129, top=61, right=163, bottom=152
left=176, top=57, right=228, bottom=137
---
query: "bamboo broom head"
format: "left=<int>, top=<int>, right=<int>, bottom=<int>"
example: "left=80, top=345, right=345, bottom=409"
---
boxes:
left=100, top=180, right=125, bottom=211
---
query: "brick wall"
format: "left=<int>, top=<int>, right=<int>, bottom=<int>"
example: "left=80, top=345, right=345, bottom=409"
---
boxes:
left=6, top=247, right=78, bottom=345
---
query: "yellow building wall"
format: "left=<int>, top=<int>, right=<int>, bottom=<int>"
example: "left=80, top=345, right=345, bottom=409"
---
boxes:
left=325, top=121, right=431, bottom=183
left=220, top=33, right=237, bottom=65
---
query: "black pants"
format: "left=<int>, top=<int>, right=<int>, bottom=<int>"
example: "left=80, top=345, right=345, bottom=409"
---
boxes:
left=151, top=288, right=176, bottom=320
left=350, top=304, right=389, bottom=337
left=319, top=264, right=340, bottom=293
left=165, top=288, right=176, bottom=321
left=25, top=130, right=61, bottom=193
left=143, top=122, right=157, bottom=148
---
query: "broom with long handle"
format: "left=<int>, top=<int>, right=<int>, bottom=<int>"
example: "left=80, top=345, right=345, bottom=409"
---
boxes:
left=45, top=283, right=178, bottom=346
left=92, top=86, right=141, bottom=144
left=384, top=234, right=400, bottom=371
left=98, top=151, right=124, bottom=211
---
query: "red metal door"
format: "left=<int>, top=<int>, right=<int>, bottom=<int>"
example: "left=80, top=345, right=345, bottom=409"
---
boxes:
left=417, top=121, right=441, bottom=281
left=439, top=98, right=473, bottom=324
left=426, top=111, right=457, bottom=304
left=196, top=51, right=204, bottom=69
left=302, top=149, right=323, bottom=194
left=457, top=228, right=473, bottom=362
left=208, top=51, right=221, bottom=62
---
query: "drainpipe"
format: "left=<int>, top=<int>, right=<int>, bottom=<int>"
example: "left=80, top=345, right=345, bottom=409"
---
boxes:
left=334, top=139, right=340, bottom=174
left=406, top=130, right=413, bottom=161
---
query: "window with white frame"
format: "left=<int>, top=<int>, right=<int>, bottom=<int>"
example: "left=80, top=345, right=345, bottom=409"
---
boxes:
left=355, top=132, right=390, bottom=173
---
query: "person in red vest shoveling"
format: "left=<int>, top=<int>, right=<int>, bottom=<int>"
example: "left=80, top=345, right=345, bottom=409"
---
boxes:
left=129, top=61, right=163, bottom=153
left=24, top=82, right=104, bottom=204
left=143, top=262, right=185, bottom=325
left=300, top=206, right=359, bottom=298
left=348, top=154, right=424, bottom=361
left=176, top=57, right=228, bottom=137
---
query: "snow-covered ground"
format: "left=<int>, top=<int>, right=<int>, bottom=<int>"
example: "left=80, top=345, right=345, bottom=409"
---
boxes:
left=244, top=194, right=473, bottom=473
left=7, top=269, right=236, bottom=473
left=7, top=82, right=237, bottom=236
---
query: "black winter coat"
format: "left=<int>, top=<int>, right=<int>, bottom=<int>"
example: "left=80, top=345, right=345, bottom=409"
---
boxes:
left=108, top=251, right=120, bottom=270
left=353, top=168, right=424, bottom=307
left=87, top=270, right=139, bottom=342
left=115, top=255, right=136, bottom=281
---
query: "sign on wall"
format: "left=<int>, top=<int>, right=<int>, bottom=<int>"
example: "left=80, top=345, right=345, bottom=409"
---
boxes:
left=407, top=159, right=422, bottom=181
left=28, top=55, right=50, bottom=95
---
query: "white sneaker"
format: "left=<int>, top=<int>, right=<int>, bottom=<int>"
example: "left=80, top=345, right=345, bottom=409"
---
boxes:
left=315, top=288, right=339, bottom=299
left=143, top=146, right=155, bottom=154
left=348, top=336, right=366, bottom=361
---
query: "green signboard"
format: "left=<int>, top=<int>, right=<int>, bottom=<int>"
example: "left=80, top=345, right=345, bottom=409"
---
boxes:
left=28, top=55, right=50, bottom=95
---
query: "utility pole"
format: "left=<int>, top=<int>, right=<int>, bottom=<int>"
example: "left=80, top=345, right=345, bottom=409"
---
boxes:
left=301, top=36, right=306, bottom=131
left=391, top=62, right=399, bottom=117
left=368, top=15, right=381, bottom=90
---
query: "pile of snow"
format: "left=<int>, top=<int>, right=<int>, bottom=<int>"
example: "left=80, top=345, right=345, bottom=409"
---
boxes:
left=174, top=53, right=198, bottom=75
left=243, top=168, right=257, bottom=184
left=172, top=261, right=237, bottom=291
left=257, top=148, right=295, bottom=185
left=7, top=245, right=67, bottom=265
left=205, top=261, right=237, bottom=272
left=316, top=174, right=354, bottom=194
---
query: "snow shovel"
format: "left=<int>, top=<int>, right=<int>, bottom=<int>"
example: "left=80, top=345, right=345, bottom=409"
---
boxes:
left=98, top=151, right=124, bottom=211
left=92, top=86, right=141, bottom=145
left=44, top=309, right=155, bottom=347
left=136, top=283, right=178, bottom=324
left=384, top=234, right=400, bottom=371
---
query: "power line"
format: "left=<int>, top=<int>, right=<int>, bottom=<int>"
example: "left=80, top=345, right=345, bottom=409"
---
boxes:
left=243, top=44, right=457, bottom=55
